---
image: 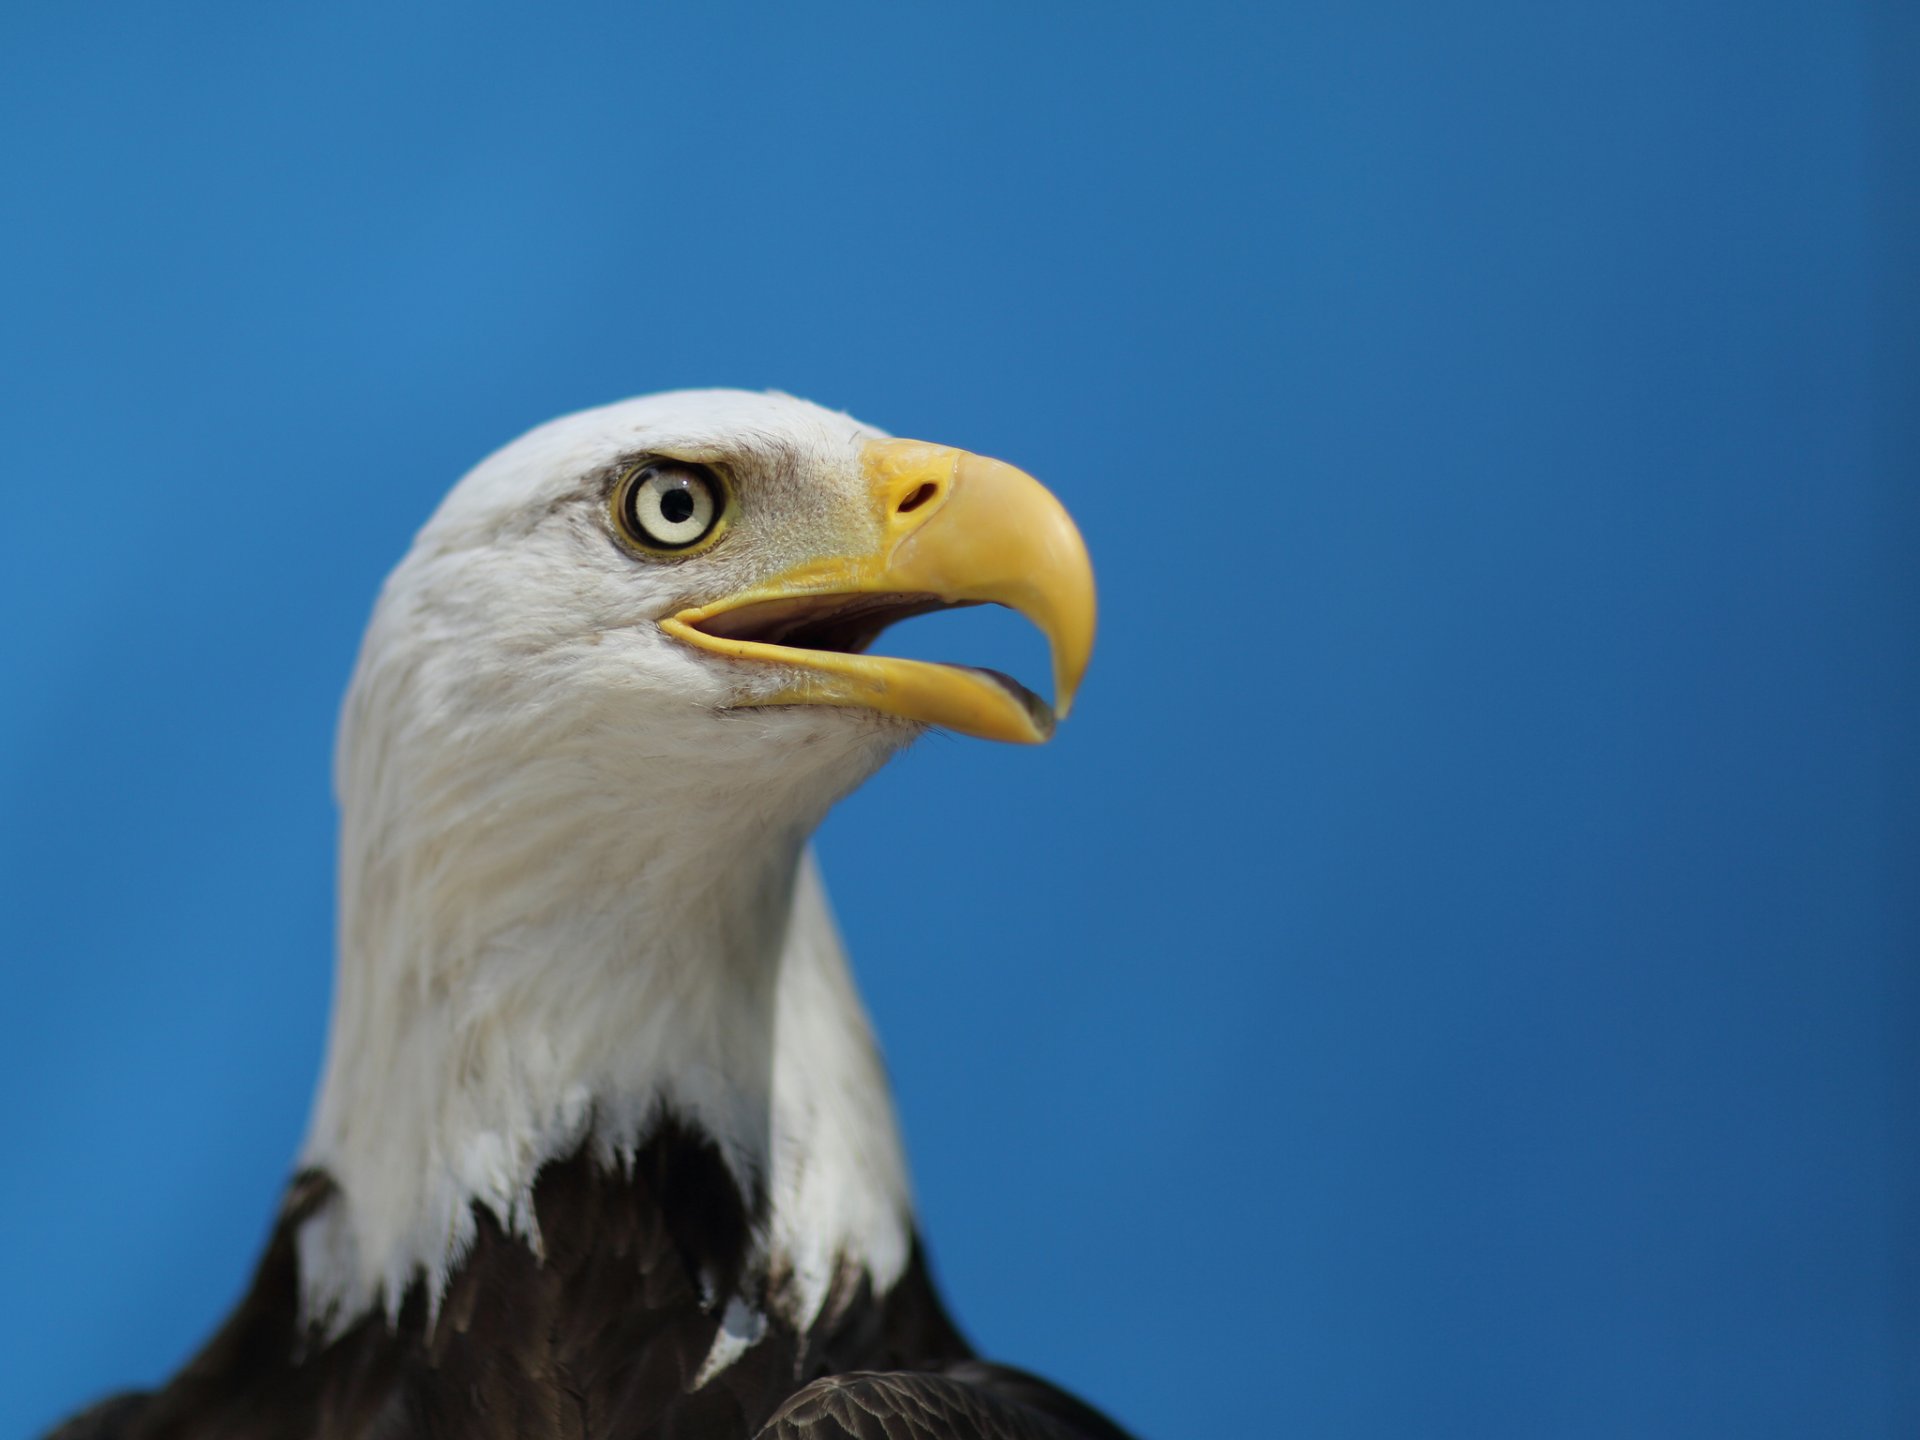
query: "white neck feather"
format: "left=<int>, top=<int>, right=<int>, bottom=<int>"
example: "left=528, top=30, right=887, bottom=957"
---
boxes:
left=295, top=595, right=914, bottom=1337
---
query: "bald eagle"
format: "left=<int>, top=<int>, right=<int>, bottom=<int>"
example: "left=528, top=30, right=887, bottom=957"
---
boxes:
left=48, top=392, right=1131, bottom=1440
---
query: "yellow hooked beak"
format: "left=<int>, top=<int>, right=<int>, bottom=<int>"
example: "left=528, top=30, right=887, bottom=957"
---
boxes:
left=661, top=438, right=1096, bottom=743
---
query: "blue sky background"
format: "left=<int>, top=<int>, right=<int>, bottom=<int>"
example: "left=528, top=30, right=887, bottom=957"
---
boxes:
left=2, top=4, right=1914, bottom=1436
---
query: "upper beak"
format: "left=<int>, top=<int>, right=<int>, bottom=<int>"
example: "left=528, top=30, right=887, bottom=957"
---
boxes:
left=660, top=438, right=1096, bottom=743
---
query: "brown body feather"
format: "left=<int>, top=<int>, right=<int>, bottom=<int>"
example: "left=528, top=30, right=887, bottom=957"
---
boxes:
left=46, top=1121, right=1130, bottom=1440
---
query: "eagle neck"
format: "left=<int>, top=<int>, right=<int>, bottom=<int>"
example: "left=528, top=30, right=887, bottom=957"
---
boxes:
left=295, top=745, right=915, bottom=1341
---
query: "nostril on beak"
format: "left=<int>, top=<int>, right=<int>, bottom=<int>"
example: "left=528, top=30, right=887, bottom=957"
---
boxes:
left=896, top=482, right=939, bottom=515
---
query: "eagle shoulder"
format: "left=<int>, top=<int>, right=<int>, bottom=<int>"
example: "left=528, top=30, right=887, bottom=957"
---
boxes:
left=39, top=1391, right=149, bottom=1440
left=755, top=1364, right=1134, bottom=1440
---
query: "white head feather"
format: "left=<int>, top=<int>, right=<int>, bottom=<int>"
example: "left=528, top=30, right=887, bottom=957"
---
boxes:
left=296, top=390, right=921, bottom=1339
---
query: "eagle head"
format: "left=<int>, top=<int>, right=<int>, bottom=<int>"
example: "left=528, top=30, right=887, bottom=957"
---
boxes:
left=299, top=390, right=1096, bottom=1333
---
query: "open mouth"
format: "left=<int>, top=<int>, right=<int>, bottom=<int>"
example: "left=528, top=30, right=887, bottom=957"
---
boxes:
left=691, top=591, right=965, bottom=656
left=677, top=590, right=1052, bottom=728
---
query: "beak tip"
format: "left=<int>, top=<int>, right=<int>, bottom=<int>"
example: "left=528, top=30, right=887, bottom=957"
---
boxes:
left=1049, top=652, right=1090, bottom=728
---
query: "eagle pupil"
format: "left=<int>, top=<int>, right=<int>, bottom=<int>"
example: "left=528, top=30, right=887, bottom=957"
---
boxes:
left=659, top=487, right=695, bottom=524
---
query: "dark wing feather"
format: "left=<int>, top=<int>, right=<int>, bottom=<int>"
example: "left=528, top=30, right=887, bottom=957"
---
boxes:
left=939, top=1364, right=1135, bottom=1440
left=755, top=1366, right=1134, bottom=1440
left=39, top=1392, right=149, bottom=1440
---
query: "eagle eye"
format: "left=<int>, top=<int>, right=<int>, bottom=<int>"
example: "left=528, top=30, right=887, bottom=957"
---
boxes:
left=613, top=460, right=726, bottom=554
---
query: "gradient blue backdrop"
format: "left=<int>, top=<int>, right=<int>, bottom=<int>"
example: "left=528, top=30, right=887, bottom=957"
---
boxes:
left=3, top=4, right=1914, bottom=1436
